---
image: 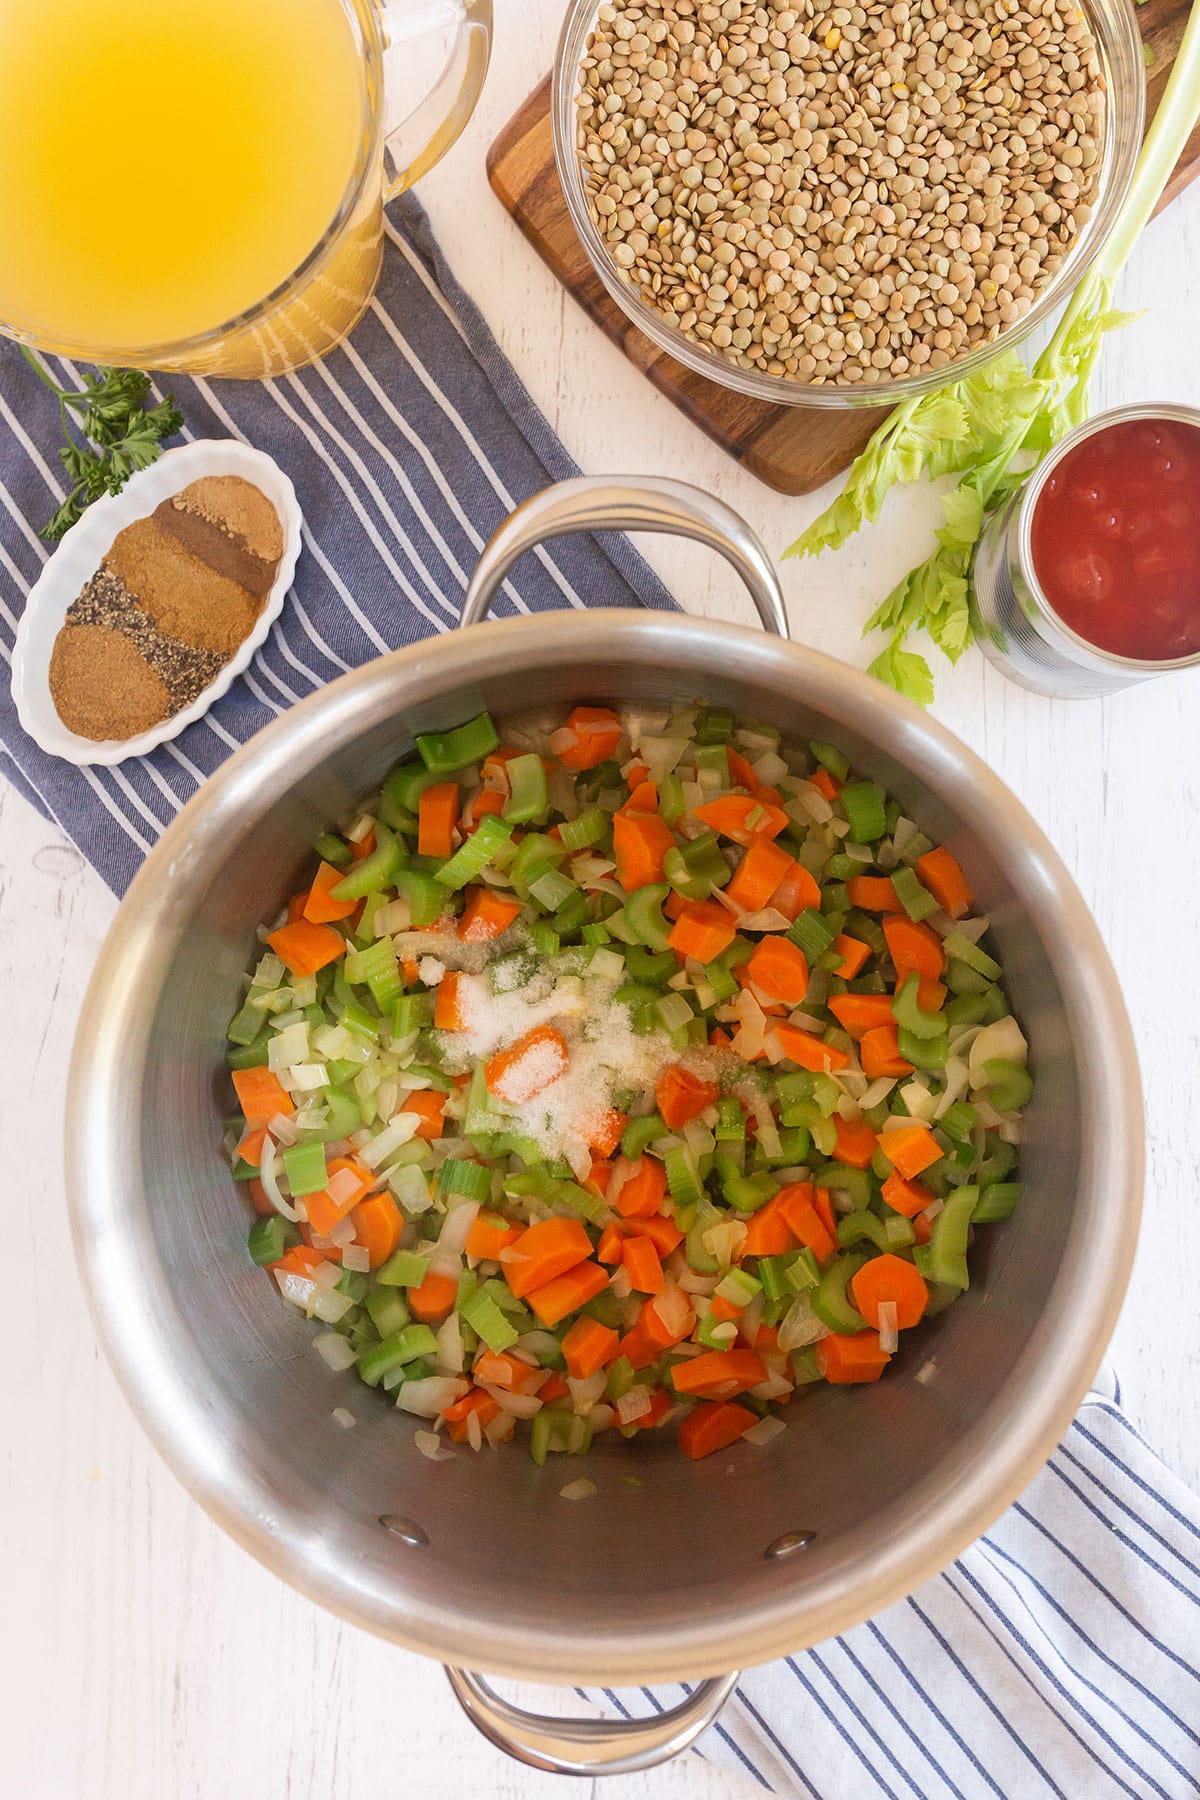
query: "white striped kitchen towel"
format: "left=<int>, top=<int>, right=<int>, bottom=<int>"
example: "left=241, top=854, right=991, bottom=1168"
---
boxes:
left=0, top=198, right=674, bottom=893
left=584, top=1371, right=1200, bottom=1800
left=1, top=197, right=1196, bottom=1800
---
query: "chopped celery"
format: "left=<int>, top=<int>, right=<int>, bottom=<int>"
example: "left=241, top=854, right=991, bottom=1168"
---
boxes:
left=434, top=813, right=514, bottom=890
left=331, top=822, right=403, bottom=901
left=502, top=752, right=550, bottom=825
left=313, top=831, right=352, bottom=868
left=358, top=1323, right=439, bottom=1386
left=248, top=1216, right=297, bottom=1266
left=459, top=1286, right=519, bottom=1353
left=892, top=972, right=946, bottom=1040
left=621, top=1113, right=667, bottom=1159
left=365, top=1288, right=411, bottom=1338
left=415, top=712, right=499, bottom=774
left=981, top=1058, right=1034, bottom=1111
left=840, top=781, right=887, bottom=843
left=789, top=907, right=837, bottom=959
left=926, top=1185, right=980, bottom=1289
left=943, top=932, right=1002, bottom=980
left=439, top=1158, right=492, bottom=1202
left=811, top=1253, right=868, bottom=1333
left=810, top=740, right=850, bottom=782
left=282, top=1140, right=328, bottom=1197
left=558, top=807, right=610, bottom=851
left=891, top=865, right=939, bottom=922
left=972, top=1182, right=1021, bottom=1223
left=376, top=1250, right=430, bottom=1289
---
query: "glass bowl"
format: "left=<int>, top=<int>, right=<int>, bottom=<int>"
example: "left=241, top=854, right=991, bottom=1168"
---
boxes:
left=551, top=0, right=1145, bottom=409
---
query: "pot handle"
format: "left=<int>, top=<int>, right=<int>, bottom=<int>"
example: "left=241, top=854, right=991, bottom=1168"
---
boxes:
left=459, top=475, right=789, bottom=639
left=444, top=1667, right=740, bottom=1777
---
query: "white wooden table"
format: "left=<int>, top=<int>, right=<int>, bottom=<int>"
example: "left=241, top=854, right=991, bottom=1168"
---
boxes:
left=4, top=6, right=1199, bottom=1797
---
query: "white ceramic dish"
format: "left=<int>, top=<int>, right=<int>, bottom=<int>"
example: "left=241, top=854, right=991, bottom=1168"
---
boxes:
left=11, top=439, right=303, bottom=767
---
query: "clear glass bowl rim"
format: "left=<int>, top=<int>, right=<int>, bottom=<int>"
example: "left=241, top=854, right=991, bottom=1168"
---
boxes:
left=551, top=0, right=1147, bottom=410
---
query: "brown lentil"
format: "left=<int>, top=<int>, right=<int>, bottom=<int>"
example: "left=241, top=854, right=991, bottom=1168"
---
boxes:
left=574, top=0, right=1106, bottom=385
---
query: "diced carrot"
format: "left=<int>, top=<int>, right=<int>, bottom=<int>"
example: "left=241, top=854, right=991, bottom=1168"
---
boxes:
left=616, top=1323, right=659, bottom=1371
left=304, top=860, right=358, bottom=924
left=231, top=1067, right=294, bottom=1129
left=235, top=1125, right=269, bottom=1168
left=844, top=876, right=904, bottom=914
left=916, top=846, right=974, bottom=919
left=350, top=829, right=376, bottom=862
left=409, top=1269, right=460, bottom=1322
left=622, top=1235, right=665, bottom=1295
left=434, top=972, right=465, bottom=1031
left=561, top=1315, right=620, bottom=1380
left=610, top=1155, right=668, bottom=1219
left=776, top=1181, right=838, bottom=1261
left=911, top=976, right=948, bottom=1013
left=556, top=706, right=623, bottom=771
left=287, top=892, right=307, bottom=923
left=655, top=1064, right=719, bottom=1130
left=538, top=1372, right=572, bottom=1403
left=596, top=1223, right=626, bottom=1265
left=710, top=1292, right=744, bottom=1324
left=709, top=1026, right=733, bottom=1049
left=832, top=933, right=871, bottom=979
left=678, top=1400, right=756, bottom=1459
left=458, top=886, right=523, bottom=942
left=671, top=1349, right=767, bottom=1399
left=623, top=761, right=649, bottom=791
left=613, top=810, right=675, bottom=892
left=725, top=836, right=794, bottom=912
left=881, top=1171, right=935, bottom=1219
left=735, top=962, right=786, bottom=1017
left=664, top=889, right=688, bottom=921
left=503, top=1217, right=593, bottom=1299
left=465, top=1210, right=522, bottom=1261
left=270, top=1245, right=334, bottom=1278
left=766, top=857, right=822, bottom=921
left=667, top=899, right=737, bottom=964
left=810, top=767, right=841, bottom=802
left=304, top=1156, right=374, bottom=1236
left=626, top=1214, right=684, bottom=1256
left=851, top=1252, right=929, bottom=1330
left=884, top=917, right=945, bottom=987
left=266, top=919, right=348, bottom=977
left=827, top=992, right=896, bottom=1037
left=879, top=1125, right=943, bottom=1180
left=832, top=1116, right=878, bottom=1170
left=861, top=1023, right=915, bottom=1079
left=247, top=1177, right=274, bottom=1218
left=694, top=794, right=788, bottom=846
left=444, top=1389, right=502, bottom=1442
left=639, top=1291, right=694, bottom=1350
left=622, top=780, right=659, bottom=815
left=772, top=1021, right=850, bottom=1072
left=418, top=782, right=460, bottom=859
left=527, top=1259, right=609, bottom=1327
left=816, top=1331, right=891, bottom=1384
left=398, top=1089, right=447, bottom=1140
left=746, top=936, right=809, bottom=1006
left=727, top=748, right=782, bottom=805
left=485, top=1024, right=569, bottom=1104
left=740, top=1193, right=798, bottom=1255
left=913, top=1211, right=934, bottom=1245
left=352, top=1192, right=403, bottom=1268
left=587, top=1108, right=628, bottom=1158
left=473, top=1351, right=546, bottom=1395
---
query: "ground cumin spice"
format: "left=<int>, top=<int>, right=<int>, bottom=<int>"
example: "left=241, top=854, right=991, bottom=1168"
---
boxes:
left=48, top=475, right=283, bottom=742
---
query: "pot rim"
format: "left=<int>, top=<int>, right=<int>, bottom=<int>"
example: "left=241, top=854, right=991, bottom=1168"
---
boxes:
left=66, top=610, right=1142, bottom=1683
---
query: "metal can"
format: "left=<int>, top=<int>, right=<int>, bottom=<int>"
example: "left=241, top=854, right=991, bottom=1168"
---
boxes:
left=973, top=402, right=1200, bottom=699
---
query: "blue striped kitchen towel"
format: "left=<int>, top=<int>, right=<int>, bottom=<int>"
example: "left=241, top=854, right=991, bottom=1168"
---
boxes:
left=1, top=196, right=1196, bottom=1800
left=585, top=1370, right=1200, bottom=1799
left=0, top=197, right=673, bottom=894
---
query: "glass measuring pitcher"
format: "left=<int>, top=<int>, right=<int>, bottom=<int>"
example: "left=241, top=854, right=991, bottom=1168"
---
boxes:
left=0, top=0, right=491, bottom=378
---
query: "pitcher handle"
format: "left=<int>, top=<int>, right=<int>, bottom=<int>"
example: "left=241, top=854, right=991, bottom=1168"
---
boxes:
left=378, top=0, right=493, bottom=199
left=445, top=1668, right=740, bottom=1777
left=459, top=475, right=790, bottom=639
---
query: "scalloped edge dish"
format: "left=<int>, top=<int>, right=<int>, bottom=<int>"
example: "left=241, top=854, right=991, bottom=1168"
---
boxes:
left=11, top=438, right=303, bottom=767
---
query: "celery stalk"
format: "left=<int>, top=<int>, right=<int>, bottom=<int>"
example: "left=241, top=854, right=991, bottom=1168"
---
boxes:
left=785, top=11, right=1200, bottom=705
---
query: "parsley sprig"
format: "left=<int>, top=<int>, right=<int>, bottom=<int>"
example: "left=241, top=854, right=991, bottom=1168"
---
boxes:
left=19, top=347, right=183, bottom=541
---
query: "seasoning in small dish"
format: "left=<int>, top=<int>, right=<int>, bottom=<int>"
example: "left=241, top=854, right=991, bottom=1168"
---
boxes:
left=48, top=476, right=283, bottom=742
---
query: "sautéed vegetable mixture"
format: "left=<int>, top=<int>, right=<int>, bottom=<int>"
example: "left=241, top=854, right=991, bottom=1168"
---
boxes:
left=224, top=703, right=1031, bottom=1464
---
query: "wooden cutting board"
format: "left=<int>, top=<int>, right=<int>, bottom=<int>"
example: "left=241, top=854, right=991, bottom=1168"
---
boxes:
left=488, top=1, right=1200, bottom=495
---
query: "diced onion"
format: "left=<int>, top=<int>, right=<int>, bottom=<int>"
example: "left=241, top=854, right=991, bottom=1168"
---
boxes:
left=878, top=1301, right=899, bottom=1355
left=742, top=1415, right=788, bottom=1447
left=568, top=1372, right=608, bottom=1414
left=259, top=1137, right=299, bottom=1222
left=436, top=1200, right=480, bottom=1257
left=588, top=947, right=626, bottom=983
left=266, top=1110, right=299, bottom=1147
left=331, top=1407, right=357, bottom=1430
left=313, top=1331, right=358, bottom=1372
left=395, top=1377, right=469, bottom=1418
left=778, top=1295, right=824, bottom=1353
left=649, top=1283, right=693, bottom=1338
left=414, top=1428, right=456, bottom=1461
left=787, top=782, right=833, bottom=824
left=311, top=1288, right=355, bottom=1325
left=559, top=1479, right=598, bottom=1501
left=730, top=906, right=793, bottom=933
left=435, top=1311, right=465, bottom=1374
left=274, top=1269, right=316, bottom=1310
left=617, top=1386, right=652, bottom=1424
left=482, top=1383, right=543, bottom=1418
left=968, top=1016, right=1029, bottom=1088
left=899, top=1080, right=938, bottom=1123
left=342, top=1244, right=371, bottom=1273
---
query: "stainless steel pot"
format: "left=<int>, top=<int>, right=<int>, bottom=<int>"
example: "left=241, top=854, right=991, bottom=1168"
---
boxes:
left=68, top=477, right=1141, bottom=1777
